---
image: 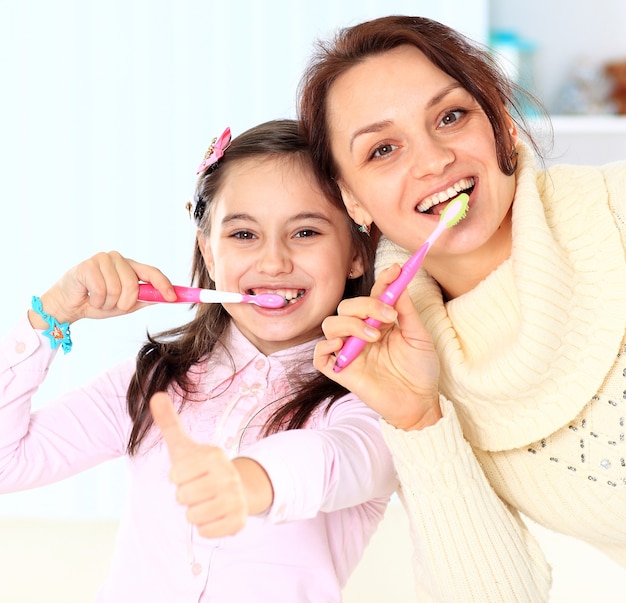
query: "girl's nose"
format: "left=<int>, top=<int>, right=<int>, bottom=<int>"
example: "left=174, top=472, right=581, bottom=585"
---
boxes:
left=409, top=136, right=455, bottom=179
left=256, top=241, right=293, bottom=275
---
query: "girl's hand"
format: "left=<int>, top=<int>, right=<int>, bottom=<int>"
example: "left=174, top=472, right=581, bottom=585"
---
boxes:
left=150, top=392, right=273, bottom=538
left=314, top=264, right=442, bottom=431
left=29, top=251, right=176, bottom=326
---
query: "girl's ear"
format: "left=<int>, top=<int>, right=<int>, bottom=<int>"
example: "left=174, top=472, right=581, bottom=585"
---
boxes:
left=337, top=180, right=373, bottom=228
left=196, top=230, right=215, bottom=280
left=348, top=252, right=365, bottom=280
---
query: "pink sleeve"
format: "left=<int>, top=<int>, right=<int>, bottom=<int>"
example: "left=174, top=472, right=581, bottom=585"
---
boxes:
left=0, top=315, right=134, bottom=492
left=238, top=395, right=398, bottom=522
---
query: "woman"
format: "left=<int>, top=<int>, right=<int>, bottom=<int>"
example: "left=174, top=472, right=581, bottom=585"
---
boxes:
left=298, top=14, right=626, bottom=603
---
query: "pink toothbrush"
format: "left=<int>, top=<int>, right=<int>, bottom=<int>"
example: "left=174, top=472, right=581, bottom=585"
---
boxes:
left=333, top=193, right=469, bottom=372
left=137, top=284, right=286, bottom=309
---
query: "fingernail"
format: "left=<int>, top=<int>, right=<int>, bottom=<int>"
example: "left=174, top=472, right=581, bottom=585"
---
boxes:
left=364, top=326, right=379, bottom=339
left=382, top=306, right=397, bottom=320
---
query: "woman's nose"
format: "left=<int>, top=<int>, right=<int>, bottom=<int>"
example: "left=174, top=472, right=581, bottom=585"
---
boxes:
left=409, top=136, right=455, bottom=179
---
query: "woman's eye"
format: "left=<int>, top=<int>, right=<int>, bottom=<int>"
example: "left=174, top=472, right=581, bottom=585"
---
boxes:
left=439, top=109, right=465, bottom=127
left=371, top=143, right=397, bottom=159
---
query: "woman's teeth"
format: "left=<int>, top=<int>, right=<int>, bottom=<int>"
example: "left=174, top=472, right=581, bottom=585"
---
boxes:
left=417, top=177, right=475, bottom=213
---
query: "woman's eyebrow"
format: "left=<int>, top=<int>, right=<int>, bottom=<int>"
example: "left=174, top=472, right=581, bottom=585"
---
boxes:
left=348, top=83, right=465, bottom=151
left=350, top=120, right=393, bottom=151
left=426, top=83, right=464, bottom=110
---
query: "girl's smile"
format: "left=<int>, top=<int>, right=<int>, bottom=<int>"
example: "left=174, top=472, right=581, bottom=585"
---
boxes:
left=197, top=156, right=363, bottom=355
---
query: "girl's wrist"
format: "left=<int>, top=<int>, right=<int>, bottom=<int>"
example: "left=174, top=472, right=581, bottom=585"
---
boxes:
left=33, top=293, right=75, bottom=326
left=27, top=308, right=50, bottom=331
left=29, top=295, right=74, bottom=354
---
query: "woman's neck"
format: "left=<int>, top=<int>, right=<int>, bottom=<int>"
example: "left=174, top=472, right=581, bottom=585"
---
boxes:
left=428, top=208, right=513, bottom=300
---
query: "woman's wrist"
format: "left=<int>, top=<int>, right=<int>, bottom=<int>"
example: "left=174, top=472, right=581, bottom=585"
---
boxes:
left=386, top=394, right=443, bottom=432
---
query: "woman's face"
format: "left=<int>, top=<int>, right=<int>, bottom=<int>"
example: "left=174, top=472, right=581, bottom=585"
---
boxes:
left=326, top=44, right=516, bottom=266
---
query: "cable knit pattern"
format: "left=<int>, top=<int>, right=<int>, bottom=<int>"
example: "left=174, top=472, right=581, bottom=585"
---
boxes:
left=380, top=397, right=551, bottom=602
left=376, top=142, right=626, bottom=451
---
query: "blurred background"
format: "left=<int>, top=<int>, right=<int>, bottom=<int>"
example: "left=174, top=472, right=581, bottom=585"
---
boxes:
left=0, top=1, right=624, bottom=601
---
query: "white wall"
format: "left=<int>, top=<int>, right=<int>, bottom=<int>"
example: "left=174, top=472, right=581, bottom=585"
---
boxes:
left=0, top=0, right=487, bottom=520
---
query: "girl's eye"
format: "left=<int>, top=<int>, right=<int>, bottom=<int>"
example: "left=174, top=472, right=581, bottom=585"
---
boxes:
left=232, top=230, right=256, bottom=240
left=370, top=143, right=397, bottom=159
left=439, top=109, right=465, bottom=127
left=294, top=229, right=318, bottom=239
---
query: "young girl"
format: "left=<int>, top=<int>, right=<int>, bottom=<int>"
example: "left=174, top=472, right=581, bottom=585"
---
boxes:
left=0, top=119, right=397, bottom=602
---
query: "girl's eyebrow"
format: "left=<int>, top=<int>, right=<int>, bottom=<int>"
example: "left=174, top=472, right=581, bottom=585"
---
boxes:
left=289, top=212, right=333, bottom=224
left=221, top=213, right=256, bottom=225
left=348, top=82, right=464, bottom=151
left=220, top=212, right=333, bottom=225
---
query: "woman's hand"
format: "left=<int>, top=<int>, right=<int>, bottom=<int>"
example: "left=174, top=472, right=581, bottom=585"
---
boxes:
left=150, top=392, right=273, bottom=538
left=29, top=250, right=176, bottom=327
left=314, top=264, right=442, bottom=431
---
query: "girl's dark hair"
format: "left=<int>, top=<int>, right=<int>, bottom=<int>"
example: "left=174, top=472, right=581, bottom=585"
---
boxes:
left=126, top=119, right=375, bottom=455
left=298, top=15, right=549, bottom=190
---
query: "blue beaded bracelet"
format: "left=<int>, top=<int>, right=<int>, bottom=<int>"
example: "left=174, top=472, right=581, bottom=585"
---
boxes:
left=31, top=296, right=73, bottom=354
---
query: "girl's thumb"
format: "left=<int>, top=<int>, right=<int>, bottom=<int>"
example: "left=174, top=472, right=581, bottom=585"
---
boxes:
left=150, top=391, right=194, bottom=461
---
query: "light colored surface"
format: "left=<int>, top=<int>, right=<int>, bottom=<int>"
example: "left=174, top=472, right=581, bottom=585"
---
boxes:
left=1, top=504, right=625, bottom=602
left=490, top=0, right=626, bottom=111
left=547, top=115, right=626, bottom=166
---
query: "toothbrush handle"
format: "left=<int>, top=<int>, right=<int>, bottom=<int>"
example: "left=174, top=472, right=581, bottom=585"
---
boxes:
left=137, top=284, right=200, bottom=303
left=333, top=316, right=382, bottom=372
left=333, top=244, right=429, bottom=373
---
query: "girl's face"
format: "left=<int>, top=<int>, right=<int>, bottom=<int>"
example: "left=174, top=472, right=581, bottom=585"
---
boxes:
left=198, top=156, right=363, bottom=355
left=326, top=44, right=516, bottom=271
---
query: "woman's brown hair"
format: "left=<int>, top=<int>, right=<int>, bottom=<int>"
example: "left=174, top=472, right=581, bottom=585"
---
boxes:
left=126, top=119, right=375, bottom=454
left=298, top=15, right=547, bottom=189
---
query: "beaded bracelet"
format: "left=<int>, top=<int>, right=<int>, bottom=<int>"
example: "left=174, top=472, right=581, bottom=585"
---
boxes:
left=31, top=296, right=73, bottom=354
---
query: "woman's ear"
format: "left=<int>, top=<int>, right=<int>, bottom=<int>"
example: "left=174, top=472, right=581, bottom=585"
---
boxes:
left=508, top=119, right=519, bottom=144
left=196, top=229, right=215, bottom=280
left=337, top=181, right=373, bottom=228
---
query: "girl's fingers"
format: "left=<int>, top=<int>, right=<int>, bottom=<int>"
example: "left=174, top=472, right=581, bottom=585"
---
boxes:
left=83, top=253, right=124, bottom=310
left=127, top=258, right=177, bottom=302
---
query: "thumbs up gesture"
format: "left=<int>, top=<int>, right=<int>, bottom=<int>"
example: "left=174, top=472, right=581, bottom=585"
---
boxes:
left=150, top=392, right=265, bottom=538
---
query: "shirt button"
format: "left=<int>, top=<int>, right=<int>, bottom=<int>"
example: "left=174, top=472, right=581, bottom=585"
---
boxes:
left=191, top=562, right=202, bottom=575
left=15, top=341, right=26, bottom=354
left=254, top=358, right=266, bottom=370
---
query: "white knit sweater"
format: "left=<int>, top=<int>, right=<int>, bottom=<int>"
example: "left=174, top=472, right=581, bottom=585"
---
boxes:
left=375, top=142, right=626, bottom=602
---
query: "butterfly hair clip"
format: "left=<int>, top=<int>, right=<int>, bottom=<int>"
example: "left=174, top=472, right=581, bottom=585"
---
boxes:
left=196, top=127, right=232, bottom=175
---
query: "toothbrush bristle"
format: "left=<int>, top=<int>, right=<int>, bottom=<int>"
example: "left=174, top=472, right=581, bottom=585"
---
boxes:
left=441, top=193, right=469, bottom=228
